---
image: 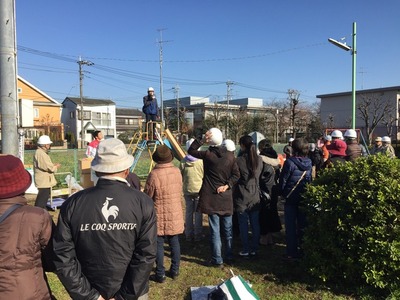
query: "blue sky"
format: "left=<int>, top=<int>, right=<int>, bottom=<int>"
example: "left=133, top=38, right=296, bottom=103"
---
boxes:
left=16, top=1, right=400, bottom=109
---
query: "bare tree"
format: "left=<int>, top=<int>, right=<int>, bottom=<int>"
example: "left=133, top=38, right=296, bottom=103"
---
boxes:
left=357, top=93, right=394, bottom=145
left=266, top=98, right=291, bottom=142
left=163, top=107, right=172, bottom=130
left=203, top=101, right=226, bottom=131
left=288, top=89, right=300, bottom=138
left=381, top=112, right=397, bottom=137
left=229, top=107, right=250, bottom=143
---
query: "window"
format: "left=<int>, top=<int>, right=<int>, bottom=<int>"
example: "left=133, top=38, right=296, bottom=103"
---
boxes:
left=70, top=111, right=75, bottom=119
left=78, top=110, right=91, bottom=120
left=33, top=108, right=39, bottom=118
left=102, top=113, right=111, bottom=126
left=92, top=112, right=102, bottom=126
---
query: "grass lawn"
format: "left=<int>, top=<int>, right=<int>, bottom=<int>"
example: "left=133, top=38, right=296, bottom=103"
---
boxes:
left=22, top=145, right=367, bottom=299
left=26, top=194, right=358, bottom=300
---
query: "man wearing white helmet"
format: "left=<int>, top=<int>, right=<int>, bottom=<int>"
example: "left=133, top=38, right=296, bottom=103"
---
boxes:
left=371, top=137, right=384, bottom=155
left=222, top=139, right=236, bottom=154
left=344, top=129, right=362, bottom=161
left=188, top=128, right=240, bottom=267
left=33, top=135, right=61, bottom=208
left=142, top=87, right=159, bottom=138
left=381, top=136, right=396, bottom=158
left=326, top=130, right=347, bottom=166
left=321, top=135, right=332, bottom=162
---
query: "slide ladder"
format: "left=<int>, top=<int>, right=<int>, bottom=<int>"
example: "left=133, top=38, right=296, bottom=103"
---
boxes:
left=130, top=140, right=147, bottom=172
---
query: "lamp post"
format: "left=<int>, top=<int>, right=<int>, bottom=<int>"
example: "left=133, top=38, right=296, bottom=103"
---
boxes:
left=328, top=22, right=357, bottom=129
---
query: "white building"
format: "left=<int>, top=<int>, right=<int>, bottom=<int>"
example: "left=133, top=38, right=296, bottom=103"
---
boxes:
left=317, top=86, right=400, bottom=141
left=61, top=97, right=116, bottom=146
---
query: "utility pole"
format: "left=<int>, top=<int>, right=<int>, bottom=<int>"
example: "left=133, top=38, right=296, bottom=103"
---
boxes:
left=226, top=81, right=233, bottom=138
left=78, top=57, right=93, bottom=149
left=0, top=0, right=18, bottom=155
left=288, top=89, right=300, bottom=138
left=276, top=109, right=279, bottom=143
left=157, top=29, right=171, bottom=130
left=173, top=85, right=180, bottom=132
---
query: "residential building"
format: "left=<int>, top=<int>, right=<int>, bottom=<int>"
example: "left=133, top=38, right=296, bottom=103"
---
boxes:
left=115, top=108, right=144, bottom=136
left=317, top=86, right=400, bottom=141
left=11, top=76, right=63, bottom=145
left=61, top=97, right=116, bottom=147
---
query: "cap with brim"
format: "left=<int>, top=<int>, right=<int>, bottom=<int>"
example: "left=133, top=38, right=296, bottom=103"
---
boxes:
left=329, top=139, right=347, bottom=156
left=91, top=139, right=134, bottom=173
left=0, top=155, right=32, bottom=199
left=152, top=145, right=173, bottom=164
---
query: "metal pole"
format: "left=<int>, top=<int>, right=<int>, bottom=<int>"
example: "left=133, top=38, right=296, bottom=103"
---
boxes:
left=77, top=58, right=93, bottom=148
left=276, top=109, right=279, bottom=143
left=175, top=85, right=180, bottom=132
left=79, top=59, right=84, bottom=149
left=0, top=0, right=18, bottom=155
left=226, top=81, right=232, bottom=138
left=158, top=30, right=164, bottom=128
left=351, top=22, right=357, bottom=129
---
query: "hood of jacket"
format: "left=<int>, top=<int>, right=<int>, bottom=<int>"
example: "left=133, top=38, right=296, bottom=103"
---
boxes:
left=208, top=145, right=225, bottom=158
left=288, top=156, right=312, bottom=171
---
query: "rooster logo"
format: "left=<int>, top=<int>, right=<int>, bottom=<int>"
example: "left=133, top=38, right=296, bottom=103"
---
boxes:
left=101, top=197, right=119, bottom=222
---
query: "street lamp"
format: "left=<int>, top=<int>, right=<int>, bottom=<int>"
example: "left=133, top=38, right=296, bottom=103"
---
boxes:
left=328, top=22, right=357, bottom=129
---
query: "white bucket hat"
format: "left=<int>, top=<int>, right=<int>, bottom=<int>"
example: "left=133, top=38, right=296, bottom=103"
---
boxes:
left=91, top=138, right=134, bottom=173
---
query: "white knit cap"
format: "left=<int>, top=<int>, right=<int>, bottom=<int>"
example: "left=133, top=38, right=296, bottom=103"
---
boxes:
left=209, top=128, right=223, bottom=146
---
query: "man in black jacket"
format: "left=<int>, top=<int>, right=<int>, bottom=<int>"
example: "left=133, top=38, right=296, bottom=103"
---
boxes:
left=53, top=139, right=157, bottom=300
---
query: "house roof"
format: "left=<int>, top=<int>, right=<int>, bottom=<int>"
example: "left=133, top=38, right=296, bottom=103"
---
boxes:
left=63, top=97, right=115, bottom=106
left=317, top=86, right=400, bottom=99
left=18, top=76, right=61, bottom=106
left=116, top=108, right=143, bottom=117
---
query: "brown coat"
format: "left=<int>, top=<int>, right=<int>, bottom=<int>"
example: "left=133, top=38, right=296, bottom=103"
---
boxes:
left=144, top=163, right=184, bottom=236
left=0, top=196, right=53, bottom=300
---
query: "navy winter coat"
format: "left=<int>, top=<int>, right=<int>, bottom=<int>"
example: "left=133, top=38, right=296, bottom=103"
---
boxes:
left=279, top=156, right=312, bottom=205
left=142, top=95, right=158, bottom=115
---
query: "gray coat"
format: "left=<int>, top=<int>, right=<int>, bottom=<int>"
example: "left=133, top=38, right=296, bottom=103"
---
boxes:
left=233, top=154, right=263, bottom=213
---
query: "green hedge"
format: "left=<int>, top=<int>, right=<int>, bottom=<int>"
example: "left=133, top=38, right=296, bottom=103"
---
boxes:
left=303, top=155, right=400, bottom=296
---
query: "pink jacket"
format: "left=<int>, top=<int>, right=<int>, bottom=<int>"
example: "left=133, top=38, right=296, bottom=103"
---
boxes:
left=144, top=163, right=184, bottom=236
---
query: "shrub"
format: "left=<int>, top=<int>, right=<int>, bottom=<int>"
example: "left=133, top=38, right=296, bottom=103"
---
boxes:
left=302, top=155, right=400, bottom=295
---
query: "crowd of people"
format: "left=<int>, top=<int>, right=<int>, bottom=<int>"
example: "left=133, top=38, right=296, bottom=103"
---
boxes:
left=0, top=126, right=397, bottom=299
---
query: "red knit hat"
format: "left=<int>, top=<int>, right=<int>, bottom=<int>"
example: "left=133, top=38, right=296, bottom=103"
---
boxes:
left=0, top=155, right=32, bottom=199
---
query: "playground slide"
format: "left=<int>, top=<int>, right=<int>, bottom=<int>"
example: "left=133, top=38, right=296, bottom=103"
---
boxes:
left=163, top=129, right=186, bottom=160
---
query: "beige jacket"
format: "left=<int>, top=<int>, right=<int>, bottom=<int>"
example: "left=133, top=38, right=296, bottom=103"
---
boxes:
left=144, top=162, right=184, bottom=236
left=33, top=147, right=57, bottom=188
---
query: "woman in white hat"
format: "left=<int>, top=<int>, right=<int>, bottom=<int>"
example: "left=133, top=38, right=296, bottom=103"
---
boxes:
left=33, top=135, right=61, bottom=208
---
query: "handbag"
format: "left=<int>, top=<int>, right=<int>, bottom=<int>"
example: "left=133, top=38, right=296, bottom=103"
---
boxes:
left=208, top=270, right=260, bottom=300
